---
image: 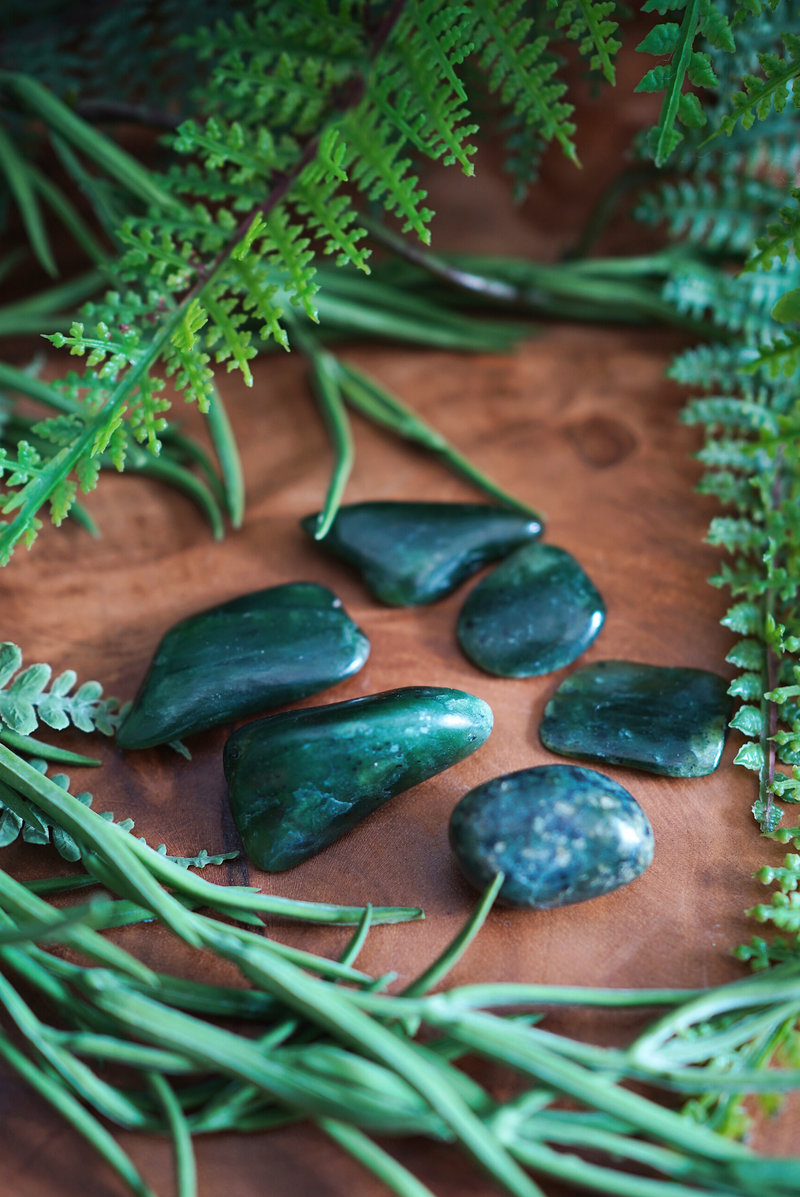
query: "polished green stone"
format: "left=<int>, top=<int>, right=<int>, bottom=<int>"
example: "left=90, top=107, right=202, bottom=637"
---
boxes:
left=116, top=584, right=370, bottom=750
left=449, top=764, right=653, bottom=909
left=301, top=502, right=542, bottom=606
left=539, top=660, right=732, bottom=777
left=457, top=542, right=605, bottom=677
left=224, top=686, right=493, bottom=872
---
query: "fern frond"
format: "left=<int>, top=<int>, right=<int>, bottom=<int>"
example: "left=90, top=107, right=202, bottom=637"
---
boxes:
left=370, top=1, right=479, bottom=175
left=470, top=0, right=577, bottom=162
left=341, top=106, right=435, bottom=243
left=635, top=175, right=785, bottom=254
left=0, top=643, right=120, bottom=738
left=635, top=0, right=716, bottom=166
left=747, top=188, right=800, bottom=270
left=549, top=0, right=621, bottom=85
left=128, top=375, right=170, bottom=455
left=706, top=31, right=800, bottom=141
left=165, top=300, right=215, bottom=410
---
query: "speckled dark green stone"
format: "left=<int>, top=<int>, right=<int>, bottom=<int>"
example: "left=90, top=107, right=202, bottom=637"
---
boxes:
left=116, top=584, right=370, bottom=750
left=449, top=764, right=654, bottom=909
left=457, top=542, right=605, bottom=677
left=225, top=686, right=493, bottom=872
left=539, top=660, right=732, bottom=777
left=301, top=502, right=542, bottom=606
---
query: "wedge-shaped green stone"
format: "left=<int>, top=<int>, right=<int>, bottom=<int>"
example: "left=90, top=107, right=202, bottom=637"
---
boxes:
left=301, top=502, right=542, bottom=606
left=539, top=660, right=732, bottom=777
left=457, top=542, right=605, bottom=677
left=449, top=764, right=653, bottom=909
left=224, top=686, right=493, bottom=871
left=116, top=584, right=370, bottom=750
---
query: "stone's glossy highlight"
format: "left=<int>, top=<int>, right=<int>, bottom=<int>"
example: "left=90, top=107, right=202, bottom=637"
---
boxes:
left=224, top=686, right=493, bottom=872
left=539, top=660, right=733, bottom=777
left=301, top=501, right=542, bottom=606
left=457, top=542, right=605, bottom=677
left=449, top=764, right=654, bottom=910
left=116, top=583, right=370, bottom=750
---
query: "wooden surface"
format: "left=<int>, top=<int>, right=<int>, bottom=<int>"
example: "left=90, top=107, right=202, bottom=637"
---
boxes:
left=0, top=57, right=797, bottom=1192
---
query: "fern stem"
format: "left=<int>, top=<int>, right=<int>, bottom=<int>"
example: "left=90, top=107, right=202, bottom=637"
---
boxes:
left=364, top=216, right=520, bottom=301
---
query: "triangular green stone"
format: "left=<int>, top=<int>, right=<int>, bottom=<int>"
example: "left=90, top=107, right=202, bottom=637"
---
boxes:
left=116, top=584, right=369, bottom=750
left=224, top=686, right=493, bottom=871
left=302, top=502, right=542, bottom=605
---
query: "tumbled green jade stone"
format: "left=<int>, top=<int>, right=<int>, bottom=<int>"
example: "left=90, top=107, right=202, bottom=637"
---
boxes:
left=116, top=583, right=370, bottom=750
left=539, top=660, right=732, bottom=777
left=301, top=502, right=542, bottom=606
left=457, top=542, right=605, bottom=677
left=224, top=686, right=493, bottom=871
left=449, top=764, right=654, bottom=910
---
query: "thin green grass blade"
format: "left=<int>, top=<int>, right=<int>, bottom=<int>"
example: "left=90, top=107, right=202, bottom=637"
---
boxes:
left=123, top=455, right=225, bottom=540
left=123, top=830, right=422, bottom=926
left=205, top=382, right=244, bottom=528
left=6, top=73, right=183, bottom=214
left=0, top=358, right=83, bottom=415
left=210, top=936, right=548, bottom=1197
left=0, top=906, right=89, bottom=944
left=160, top=428, right=226, bottom=507
left=291, top=322, right=354, bottom=538
left=49, top=132, right=127, bottom=240
left=28, top=163, right=110, bottom=267
left=0, top=1029, right=158, bottom=1197
left=339, top=904, right=373, bottom=966
left=23, top=873, right=99, bottom=894
left=0, top=123, right=57, bottom=277
left=0, top=865, right=156, bottom=983
left=0, top=969, right=153, bottom=1128
left=149, top=1073, right=198, bottom=1197
left=320, top=1118, right=437, bottom=1197
left=0, top=247, right=27, bottom=285
left=57, top=1032, right=197, bottom=1074
left=337, top=362, right=541, bottom=520
left=68, top=498, right=101, bottom=539
left=0, top=744, right=202, bottom=947
left=402, top=873, right=503, bottom=998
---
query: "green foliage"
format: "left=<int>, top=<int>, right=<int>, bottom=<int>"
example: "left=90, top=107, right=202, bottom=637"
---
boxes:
left=0, top=0, right=617, bottom=557
left=635, top=0, right=734, bottom=166
left=0, top=642, right=120, bottom=738
left=549, top=0, right=621, bottom=85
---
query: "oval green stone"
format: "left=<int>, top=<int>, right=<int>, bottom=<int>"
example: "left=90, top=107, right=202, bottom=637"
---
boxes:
left=301, top=502, right=542, bottom=606
left=449, top=764, right=654, bottom=910
left=116, top=584, right=370, bottom=750
left=224, top=686, right=493, bottom=872
left=539, top=660, right=733, bottom=777
left=457, top=543, right=605, bottom=677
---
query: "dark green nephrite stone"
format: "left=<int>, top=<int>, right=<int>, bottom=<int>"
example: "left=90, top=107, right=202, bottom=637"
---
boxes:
left=457, top=542, right=605, bottom=677
left=539, top=660, right=732, bottom=777
left=224, top=686, right=493, bottom=871
left=116, top=584, right=370, bottom=750
left=449, top=764, right=653, bottom=910
left=301, top=502, right=542, bottom=606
